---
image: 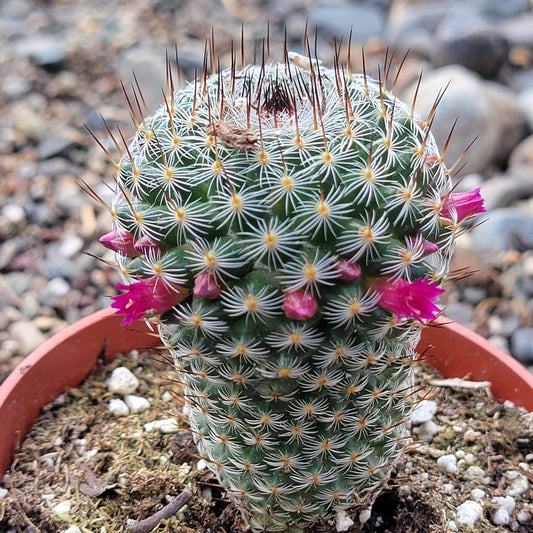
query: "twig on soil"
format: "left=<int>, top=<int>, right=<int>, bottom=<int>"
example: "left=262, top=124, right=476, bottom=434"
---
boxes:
left=125, top=486, right=192, bottom=533
left=429, top=377, right=492, bottom=390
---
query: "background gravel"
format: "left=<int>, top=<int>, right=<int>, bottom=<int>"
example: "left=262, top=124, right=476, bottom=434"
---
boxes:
left=2, top=0, right=533, bottom=382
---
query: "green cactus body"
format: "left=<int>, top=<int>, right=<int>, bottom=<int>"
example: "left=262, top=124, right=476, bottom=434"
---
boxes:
left=100, top=54, right=482, bottom=531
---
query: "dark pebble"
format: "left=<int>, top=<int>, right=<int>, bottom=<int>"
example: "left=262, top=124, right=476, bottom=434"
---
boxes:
left=431, top=29, right=509, bottom=79
left=510, top=327, right=533, bottom=364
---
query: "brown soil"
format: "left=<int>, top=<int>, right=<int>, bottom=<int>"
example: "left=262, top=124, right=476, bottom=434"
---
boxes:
left=1, top=351, right=532, bottom=533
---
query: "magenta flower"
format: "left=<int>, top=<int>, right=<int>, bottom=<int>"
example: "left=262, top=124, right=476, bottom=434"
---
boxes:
left=134, top=235, right=161, bottom=256
left=283, top=290, right=318, bottom=320
left=375, top=277, right=444, bottom=323
left=441, top=188, right=486, bottom=222
left=193, top=272, right=222, bottom=299
left=111, top=278, right=182, bottom=325
left=99, top=229, right=139, bottom=257
left=336, top=259, right=362, bottom=280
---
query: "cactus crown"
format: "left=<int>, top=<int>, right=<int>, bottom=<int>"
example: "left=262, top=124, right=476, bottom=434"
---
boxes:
left=91, top=35, right=485, bottom=532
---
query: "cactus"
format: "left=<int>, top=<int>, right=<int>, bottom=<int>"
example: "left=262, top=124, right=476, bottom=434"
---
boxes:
left=92, top=40, right=485, bottom=532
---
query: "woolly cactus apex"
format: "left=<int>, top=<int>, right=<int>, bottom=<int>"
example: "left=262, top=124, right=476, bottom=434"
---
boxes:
left=91, top=34, right=484, bottom=533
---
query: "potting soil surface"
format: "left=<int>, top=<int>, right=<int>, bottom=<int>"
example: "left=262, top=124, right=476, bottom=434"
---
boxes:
left=1, top=350, right=532, bottom=533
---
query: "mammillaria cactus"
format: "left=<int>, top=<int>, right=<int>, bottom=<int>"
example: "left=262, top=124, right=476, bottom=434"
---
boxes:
left=91, top=36, right=485, bottom=532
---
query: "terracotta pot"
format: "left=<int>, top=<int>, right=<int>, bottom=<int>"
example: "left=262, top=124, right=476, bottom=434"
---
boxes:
left=1, top=309, right=532, bottom=478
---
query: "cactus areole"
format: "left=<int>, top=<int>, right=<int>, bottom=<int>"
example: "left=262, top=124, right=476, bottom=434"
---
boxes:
left=99, top=47, right=485, bottom=531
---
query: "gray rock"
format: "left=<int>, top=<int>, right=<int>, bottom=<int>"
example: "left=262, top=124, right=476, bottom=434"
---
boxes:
left=484, top=82, right=528, bottom=166
left=39, top=277, right=70, bottom=307
left=444, top=302, right=474, bottom=325
left=509, top=135, right=533, bottom=170
left=511, top=328, right=533, bottom=364
left=2, top=75, right=31, bottom=100
left=37, top=136, right=78, bottom=160
left=385, top=1, right=450, bottom=54
left=431, top=28, right=509, bottom=79
left=308, top=3, right=385, bottom=43
left=56, top=235, right=84, bottom=260
left=518, top=88, right=533, bottom=130
left=462, top=286, right=487, bottom=305
left=469, top=208, right=533, bottom=254
left=5, top=272, right=33, bottom=297
left=115, top=46, right=168, bottom=114
left=480, top=172, right=533, bottom=210
left=16, top=35, right=67, bottom=67
left=487, top=335, right=510, bottom=354
left=498, top=13, right=533, bottom=48
left=488, top=315, right=522, bottom=337
left=481, top=0, right=530, bottom=18
left=7, top=320, right=46, bottom=355
left=400, top=66, right=497, bottom=173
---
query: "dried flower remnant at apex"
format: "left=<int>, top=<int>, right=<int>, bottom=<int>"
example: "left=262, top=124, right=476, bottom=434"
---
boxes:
left=91, top=32, right=484, bottom=532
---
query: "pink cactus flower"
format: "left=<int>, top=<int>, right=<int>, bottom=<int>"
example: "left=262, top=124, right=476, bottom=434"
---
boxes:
left=111, top=278, right=182, bottom=325
left=336, top=259, right=362, bottom=280
left=283, top=290, right=318, bottom=320
left=441, top=188, right=486, bottom=222
left=134, top=235, right=161, bottom=256
left=193, top=272, right=222, bottom=299
left=375, top=277, right=444, bottom=323
left=99, top=229, right=139, bottom=257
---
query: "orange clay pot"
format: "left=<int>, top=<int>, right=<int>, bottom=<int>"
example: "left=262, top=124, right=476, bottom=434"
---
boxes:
left=1, top=309, right=533, bottom=478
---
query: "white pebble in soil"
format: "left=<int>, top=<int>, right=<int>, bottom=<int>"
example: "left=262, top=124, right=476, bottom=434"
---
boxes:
left=464, top=465, right=485, bottom=482
left=437, top=454, right=458, bottom=473
left=491, top=496, right=516, bottom=526
left=470, top=488, right=486, bottom=500
left=107, top=367, right=140, bottom=395
left=63, top=527, right=82, bottom=533
left=455, top=500, right=483, bottom=529
left=0, top=487, right=8, bottom=498
left=108, top=398, right=129, bottom=416
left=143, top=418, right=179, bottom=434
left=52, top=500, right=72, bottom=519
left=413, top=420, right=441, bottom=442
left=411, top=400, right=438, bottom=424
left=124, top=394, right=150, bottom=414
left=335, top=509, right=355, bottom=532
left=505, top=470, right=529, bottom=497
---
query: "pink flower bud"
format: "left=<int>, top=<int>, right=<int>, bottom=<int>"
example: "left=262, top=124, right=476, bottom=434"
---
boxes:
left=99, top=229, right=139, bottom=257
left=193, top=272, right=222, bottom=299
left=336, top=260, right=362, bottom=280
left=406, top=236, right=439, bottom=257
left=283, top=290, right=318, bottom=320
left=441, top=188, right=486, bottom=223
left=134, top=235, right=161, bottom=256
left=111, top=278, right=183, bottom=325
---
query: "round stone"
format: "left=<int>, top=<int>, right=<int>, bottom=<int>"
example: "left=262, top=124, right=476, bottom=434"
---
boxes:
left=455, top=500, right=483, bottom=528
left=107, top=367, right=140, bottom=395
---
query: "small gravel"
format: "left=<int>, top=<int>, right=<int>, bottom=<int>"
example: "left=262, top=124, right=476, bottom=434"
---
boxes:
left=106, top=366, right=139, bottom=395
left=455, top=500, right=484, bottom=528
